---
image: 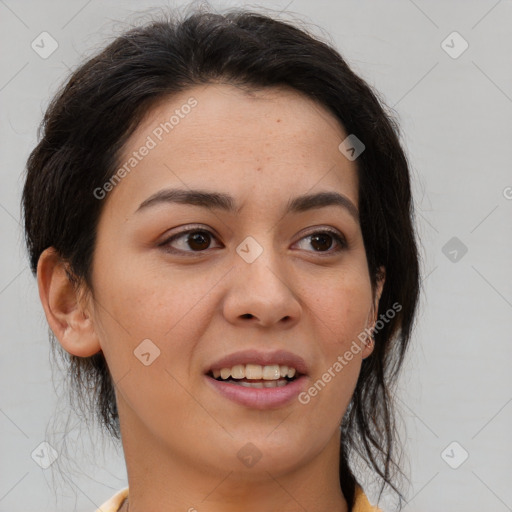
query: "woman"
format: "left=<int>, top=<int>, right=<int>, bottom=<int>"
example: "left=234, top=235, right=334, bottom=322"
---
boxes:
left=22, top=5, right=419, bottom=512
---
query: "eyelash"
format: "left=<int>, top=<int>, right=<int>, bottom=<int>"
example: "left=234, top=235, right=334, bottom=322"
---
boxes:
left=158, top=225, right=347, bottom=256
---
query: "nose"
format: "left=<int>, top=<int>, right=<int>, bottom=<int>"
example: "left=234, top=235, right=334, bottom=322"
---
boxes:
left=221, top=248, right=302, bottom=329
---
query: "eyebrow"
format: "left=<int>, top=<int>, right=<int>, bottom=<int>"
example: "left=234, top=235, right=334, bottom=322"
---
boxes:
left=136, top=188, right=359, bottom=222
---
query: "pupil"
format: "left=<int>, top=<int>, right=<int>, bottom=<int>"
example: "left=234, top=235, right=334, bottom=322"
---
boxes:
left=188, top=232, right=210, bottom=250
left=311, top=233, right=332, bottom=251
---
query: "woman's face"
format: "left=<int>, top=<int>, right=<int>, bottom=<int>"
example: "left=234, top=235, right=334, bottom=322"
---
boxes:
left=87, top=83, right=382, bottom=478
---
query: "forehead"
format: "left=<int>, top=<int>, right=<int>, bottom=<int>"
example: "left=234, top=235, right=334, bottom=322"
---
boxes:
left=106, top=82, right=359, bottom=215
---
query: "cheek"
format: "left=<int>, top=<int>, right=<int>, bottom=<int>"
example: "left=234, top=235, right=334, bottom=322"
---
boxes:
left=297, top=260, right=372, bottom=415
left=90, top=252, right=227, bottom=381
left=303, top=263, right=372, bottom=345
left=93, top=253, right=207, bottom=336
left=90, top=258, right=215, bottom=424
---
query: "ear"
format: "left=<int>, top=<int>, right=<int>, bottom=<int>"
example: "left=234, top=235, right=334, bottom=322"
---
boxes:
left=37, top=247, right=101, bottom=357
left=372, top=265, right=386, bottom=314
left=362, top=265, right=386, bottom=359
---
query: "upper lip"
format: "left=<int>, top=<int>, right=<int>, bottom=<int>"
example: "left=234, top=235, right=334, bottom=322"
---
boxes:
left=205, top=349, right=309, bottom=376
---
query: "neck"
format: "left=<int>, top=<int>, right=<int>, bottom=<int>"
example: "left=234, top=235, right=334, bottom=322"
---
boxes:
left=117, top=416, right=348, bottom=511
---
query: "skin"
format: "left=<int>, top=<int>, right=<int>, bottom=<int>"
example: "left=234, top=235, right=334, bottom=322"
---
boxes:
left=38, top=83, right=384, bottom=512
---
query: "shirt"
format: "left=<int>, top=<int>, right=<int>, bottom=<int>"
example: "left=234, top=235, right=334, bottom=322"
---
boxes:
left=95, top=485, right=382, bottom=512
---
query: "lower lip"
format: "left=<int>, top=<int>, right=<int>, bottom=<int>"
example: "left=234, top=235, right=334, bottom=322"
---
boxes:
left=205, top=375, right=308, bottom=409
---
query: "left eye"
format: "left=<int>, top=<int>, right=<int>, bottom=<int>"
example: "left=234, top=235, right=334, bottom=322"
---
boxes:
left=159, top=228, right=347, bottom=255
left=294, top=230, right=347, bottom=254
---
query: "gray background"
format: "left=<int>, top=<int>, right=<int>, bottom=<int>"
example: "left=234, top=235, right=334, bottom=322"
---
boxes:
left=1, top=0, right=511, bottom=510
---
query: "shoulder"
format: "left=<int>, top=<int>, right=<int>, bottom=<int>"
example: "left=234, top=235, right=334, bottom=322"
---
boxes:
left=94, top=487, right=129, bottom=512
left=353, top=484, right=383, bottom=512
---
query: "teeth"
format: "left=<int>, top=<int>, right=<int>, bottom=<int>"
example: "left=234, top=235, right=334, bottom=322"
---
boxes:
left=238, top=381, right=263, bottom=388
left=210, top=363, right=298, bottom=381
left=231, top=364, right=245, bottom=379
left=245, top=364, right=262, bottom=379
left=262, top=365, right=281, bottom=380
left=233, top=378, right=288, bottom=388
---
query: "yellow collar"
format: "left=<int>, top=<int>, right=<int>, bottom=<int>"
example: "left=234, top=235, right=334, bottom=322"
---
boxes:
left=96, top=485, right=382, bottom=512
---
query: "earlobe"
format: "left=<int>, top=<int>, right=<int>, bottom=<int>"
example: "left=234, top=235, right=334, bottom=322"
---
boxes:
left=37, top=247, right=101, bottom=357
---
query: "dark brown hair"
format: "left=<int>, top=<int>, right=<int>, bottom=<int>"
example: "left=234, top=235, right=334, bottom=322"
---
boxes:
left=22, top=5, right=420, bottom=508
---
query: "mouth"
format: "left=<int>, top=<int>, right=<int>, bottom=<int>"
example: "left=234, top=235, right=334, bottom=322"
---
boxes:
left=204, top=350, right=309, bottom=409
left=207, top=363, right=302, bottom=388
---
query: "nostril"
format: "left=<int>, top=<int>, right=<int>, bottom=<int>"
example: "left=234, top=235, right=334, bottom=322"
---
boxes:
left=241, top=314, right=254, bottom=319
